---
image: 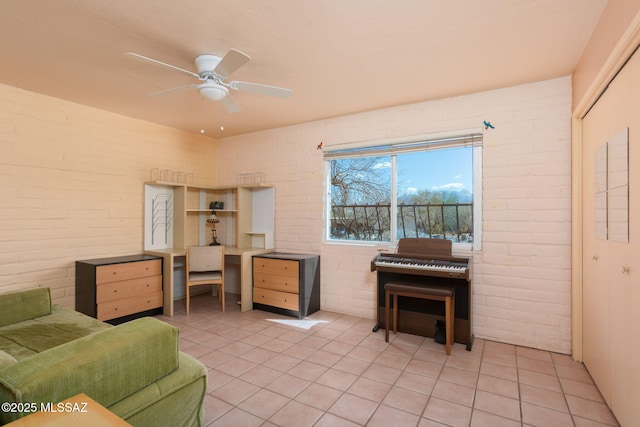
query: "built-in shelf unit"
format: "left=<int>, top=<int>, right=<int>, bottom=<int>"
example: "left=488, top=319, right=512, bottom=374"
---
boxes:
left=144, top=182, right=274, bottom=251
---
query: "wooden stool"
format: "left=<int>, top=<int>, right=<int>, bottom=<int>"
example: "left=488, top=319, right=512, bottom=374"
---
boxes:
left=384, top=281, right=456, bottom=355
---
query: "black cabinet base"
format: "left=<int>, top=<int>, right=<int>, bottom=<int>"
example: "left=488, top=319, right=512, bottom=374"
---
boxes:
left=253, top=302, right=318, bottom=320
left=106, top=307, right=164, bottom=325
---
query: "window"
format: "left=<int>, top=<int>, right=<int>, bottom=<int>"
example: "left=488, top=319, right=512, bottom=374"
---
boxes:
left=325, top=132, right=482, bottom=250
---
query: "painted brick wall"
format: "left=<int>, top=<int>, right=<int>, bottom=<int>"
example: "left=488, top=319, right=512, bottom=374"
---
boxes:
left=0, top=84, right=217, bottom=307
left=217, top=77, right=572, bottom=353
left=0, top=77, right=572, bottom=353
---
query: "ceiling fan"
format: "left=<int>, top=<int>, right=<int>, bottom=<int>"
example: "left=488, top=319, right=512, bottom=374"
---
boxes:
left=125, top=49, right=292, bottom=113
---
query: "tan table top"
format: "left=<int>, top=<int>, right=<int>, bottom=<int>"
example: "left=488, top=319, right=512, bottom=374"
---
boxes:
left=5, top=393, right=131, bottom=427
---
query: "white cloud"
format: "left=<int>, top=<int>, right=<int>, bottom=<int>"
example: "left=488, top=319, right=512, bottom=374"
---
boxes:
left=405, top=187, right=418, bottom=194
left=432, top=182, right=465, bottom=191
left=373, top=161, right=391, bottom=169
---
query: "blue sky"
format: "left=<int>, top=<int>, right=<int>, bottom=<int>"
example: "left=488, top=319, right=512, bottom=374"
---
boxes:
left=397, top=147, right=473, bottom=195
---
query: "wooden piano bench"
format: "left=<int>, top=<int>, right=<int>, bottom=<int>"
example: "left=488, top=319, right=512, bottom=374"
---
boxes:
left=384, top=281, right=456, bottom=355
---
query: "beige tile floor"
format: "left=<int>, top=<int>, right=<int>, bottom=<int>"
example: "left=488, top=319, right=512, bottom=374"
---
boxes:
left=156, top=294, right=619, bottom=427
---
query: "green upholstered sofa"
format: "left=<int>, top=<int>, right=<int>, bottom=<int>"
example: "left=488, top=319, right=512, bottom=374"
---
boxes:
left=0, top=287, right=207, bottom=426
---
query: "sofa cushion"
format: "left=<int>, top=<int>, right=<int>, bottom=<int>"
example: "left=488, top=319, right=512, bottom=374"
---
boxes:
left=0, top=317, right=180, bottom=416
left=0, top=305, right=111, bottom=361
left=0, top=287, right=51, bottom=327
left=0, top=350, right=16, bottom=370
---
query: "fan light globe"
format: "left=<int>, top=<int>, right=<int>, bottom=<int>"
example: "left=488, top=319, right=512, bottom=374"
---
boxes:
left=199, top=84, right=228, bottom=101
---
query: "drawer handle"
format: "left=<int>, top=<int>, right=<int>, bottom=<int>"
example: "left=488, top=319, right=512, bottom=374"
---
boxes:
left=113, top=272, right=117, bottom=275
left=113, top=290, right=117, bottom=293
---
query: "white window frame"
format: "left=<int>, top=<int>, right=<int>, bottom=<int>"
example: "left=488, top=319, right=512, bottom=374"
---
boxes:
left=323, top=130, right=483, bottom=253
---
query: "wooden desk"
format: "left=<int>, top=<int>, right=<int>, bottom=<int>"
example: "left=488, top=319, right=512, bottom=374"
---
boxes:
left=6, top=393, right=131, bottom=427
left=145, top=246, right=273, bottom=315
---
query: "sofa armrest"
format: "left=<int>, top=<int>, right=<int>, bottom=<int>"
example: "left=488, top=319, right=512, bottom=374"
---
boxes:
left=0, top=288, right=51, bottom=327
left=0, top=317, right=179, bottom=423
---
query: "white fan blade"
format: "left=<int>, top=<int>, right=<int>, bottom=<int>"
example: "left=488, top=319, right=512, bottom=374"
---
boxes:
left=231, top=81, right=292, bottom=99
left=149, top=84, right=198, bottom=97
left=221, top=94, right=241, bottom=113
left=125, top=52, right=201, bottom=80
left=214, top=49, right=250, bottom=78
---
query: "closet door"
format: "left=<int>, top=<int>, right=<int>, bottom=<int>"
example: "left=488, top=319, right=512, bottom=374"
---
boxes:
left=582, top=91, right=614, bottom=405
left=582, top=49, right=639, bottom=427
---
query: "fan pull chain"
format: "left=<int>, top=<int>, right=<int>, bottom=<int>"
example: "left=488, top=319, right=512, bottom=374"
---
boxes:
left=200, top=94, right=206, bottom=134
left=219, top=102, right=224, bottom=132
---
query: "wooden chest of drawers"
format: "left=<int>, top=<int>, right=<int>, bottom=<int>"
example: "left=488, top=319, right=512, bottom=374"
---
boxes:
left=253, top=253, right=320, bottom=319
left=76, top=255, right=163, bottom=323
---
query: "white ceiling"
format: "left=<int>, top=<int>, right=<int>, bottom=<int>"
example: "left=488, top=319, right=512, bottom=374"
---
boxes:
left=0, top=0, right=606, bottom=138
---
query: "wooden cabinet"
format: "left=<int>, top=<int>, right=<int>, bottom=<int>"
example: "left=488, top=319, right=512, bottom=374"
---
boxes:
left=253, top=253, right=320, bottom=319
left=76, top=255, right=163, bottom=323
